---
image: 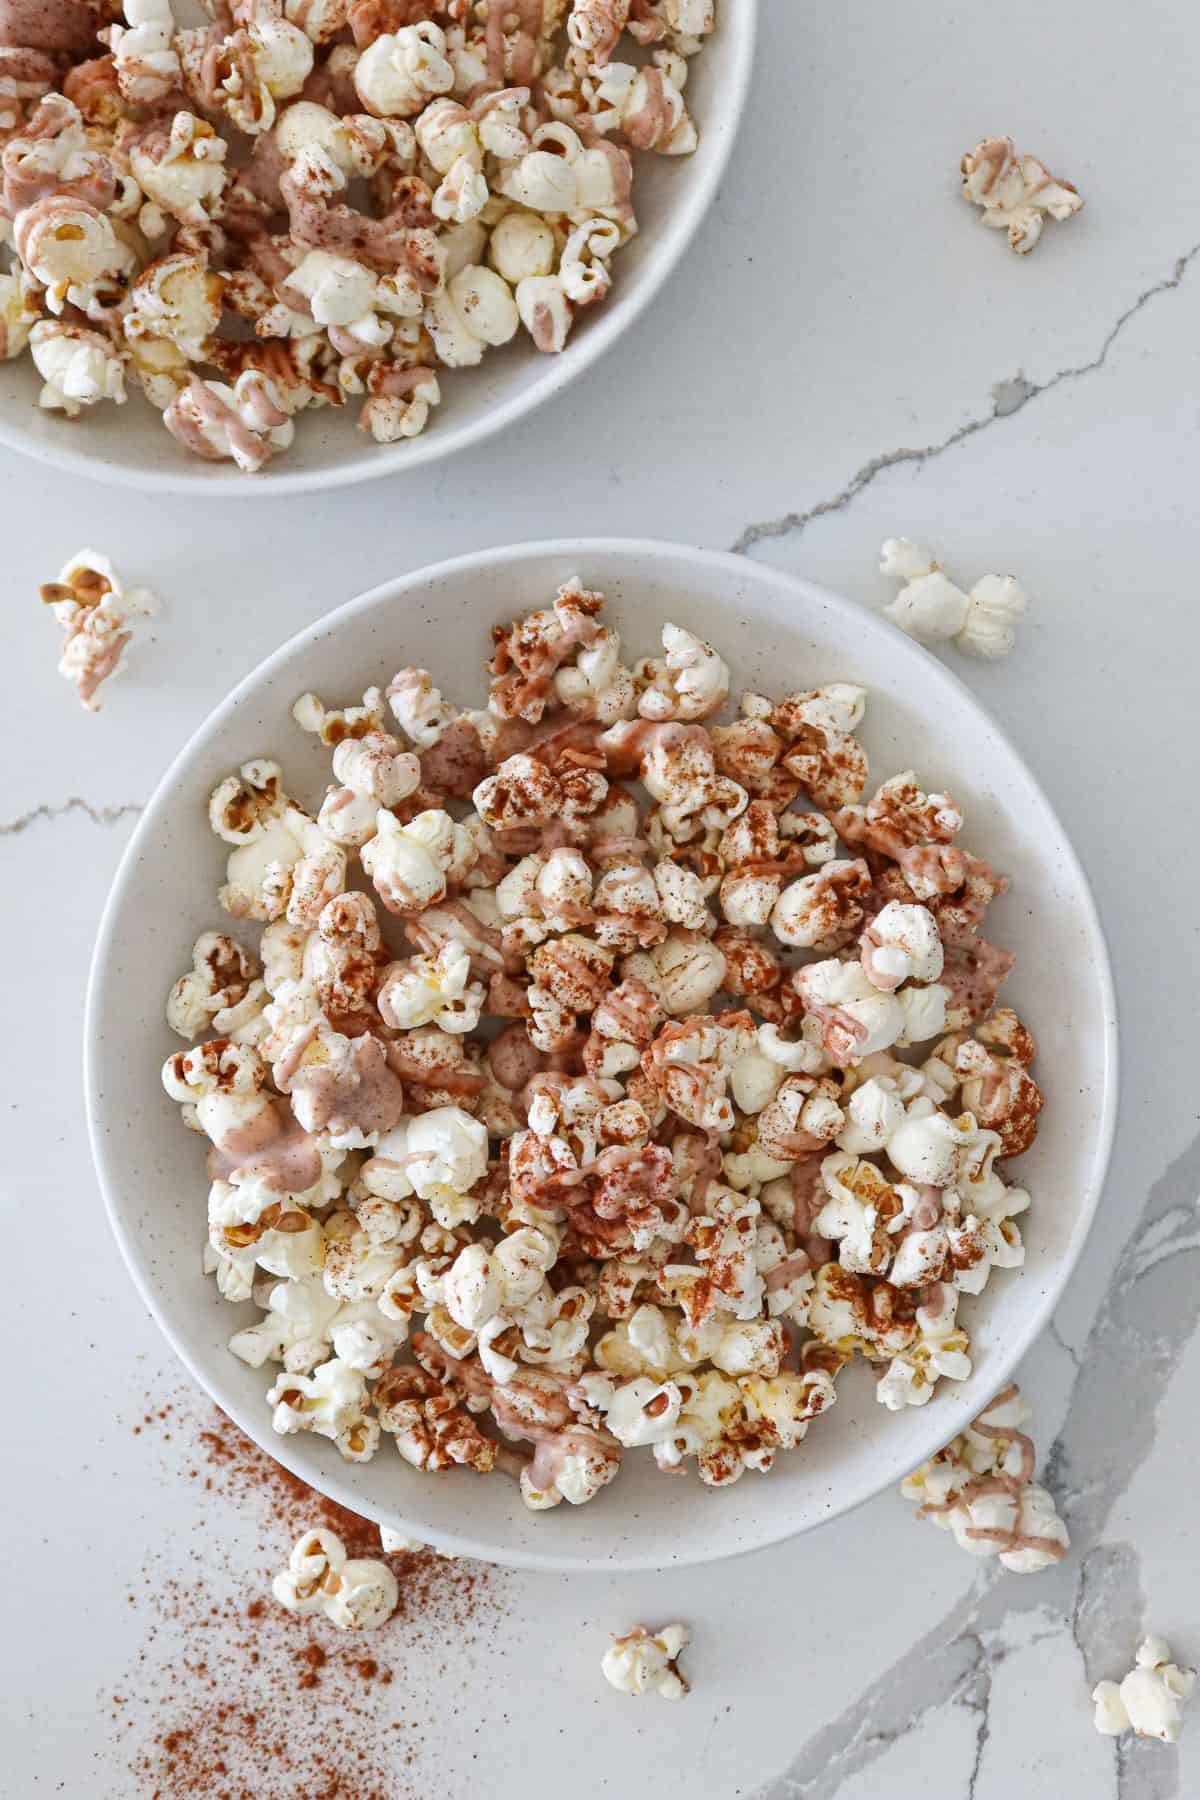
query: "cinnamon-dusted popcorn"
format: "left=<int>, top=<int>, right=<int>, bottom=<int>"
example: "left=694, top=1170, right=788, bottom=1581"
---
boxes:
left=771, top=857, right=872, bottom=951
left=771, top=684, right=868, bottom=809
left=902, top=1383, right=1070, bottom=1572
left=961, top=136, right=1083, bottom=255
left=881, top=539, right=1029, bottom=660
left=272, top=1528, right=398, bottom=1630
left=164, top=577, right=1039, bottom=1499
left=602, top=1623, right=691, bottom=1700
left=39, top=546, right=157, bottom=711
left=0, top=6, right=718, bottom=469
left=1093, top=1637, right=1196, bottom=1744
left=167, top=931, right=265, bottom=1043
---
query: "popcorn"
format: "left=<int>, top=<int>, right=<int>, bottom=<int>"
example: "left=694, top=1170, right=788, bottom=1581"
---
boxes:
left=875, top=1285, right=972, bottom=1409
left=375, top=1363, right=497, bottom=1472
left=387, top=666, right=457, bottom=747
left=771, top=685, right=868, bottom=809
left=885, top=1096, right=975, bottom=1187
left=354, top=24, right=454, bottom=118
left=39, top=547, right=157, bottom=711
left=792, top=959, right=905, bottom=1067
left=209, top=760, right=344, bottom=924
left=125, top=253, right=223, bottom=360
left=1093, top=1638, right=1196, bottom=1744
left=902, top=1383, right=1070, bottom=1570
left=636, top=623, right=730, bottom=722
left=164, top=373, right=295, bottom=474
left=1, top=2, right=714, bottom=471
left=425, top=262, right=519, bottom=365
left=14, top=193, right=133, bottom=315
left=601, top=1623, right=690, bottom=1700
left=378, top=940, right=485, bottom=1033
left=110, top=0, right=182, bottom=105
left=128, top=111, right=227, bottom=225
left=362, top=807, right=475, bottom=912
left=272, top=1528, right=398, bottom=1630
left=591, top=59, right=696, bottom=154
left=880, top=539, right=1029, bottom=659
left=161, top=578, right=1035, bottom=1514
left=207, top=20, right=314, bottom=136
left=166, top=931, right=264, bottom=1042
left=961, top=136, right=1083, bottom=255
left=267, top=1357, right=381, bottom=1461
left=770, top=858, right=872, bottom=951
left=0, top=271, right=40, bottom=362
left=29, top=319, right=126, bottom=416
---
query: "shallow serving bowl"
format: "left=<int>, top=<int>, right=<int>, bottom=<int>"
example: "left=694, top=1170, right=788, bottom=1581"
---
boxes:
left=86, top=539, right=1118, bottom=1570
left=0, top=12, right=755, bottom=497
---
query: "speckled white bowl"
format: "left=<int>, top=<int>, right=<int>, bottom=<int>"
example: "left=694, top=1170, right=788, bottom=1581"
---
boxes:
left=85, top=539, right=1118, bottom=1571
left=0, top=12, right=755, bottom=496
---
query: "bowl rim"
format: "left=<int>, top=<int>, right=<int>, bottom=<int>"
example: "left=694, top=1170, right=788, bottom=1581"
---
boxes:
left=0, top=12, right=758, bottom=500
left=84, top=536, right=1120, bottom=1571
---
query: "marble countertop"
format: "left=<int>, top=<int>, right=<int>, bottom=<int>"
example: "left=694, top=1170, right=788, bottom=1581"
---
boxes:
left=5, top=3, right=1199, bottom=1795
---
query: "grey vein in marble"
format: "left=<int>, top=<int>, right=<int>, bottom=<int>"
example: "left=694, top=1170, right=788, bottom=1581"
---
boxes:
left=0, top=797, right=143, bottom=835
left=754, top=1124, right=1200, bottom=1800
left=729, top=242, right=1200, bottom=558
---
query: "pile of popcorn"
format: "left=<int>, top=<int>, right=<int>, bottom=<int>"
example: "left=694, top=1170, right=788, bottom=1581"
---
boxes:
left=0, top=0, right=715, bottom=470
left=162, top=579, right=1044, bottom=1514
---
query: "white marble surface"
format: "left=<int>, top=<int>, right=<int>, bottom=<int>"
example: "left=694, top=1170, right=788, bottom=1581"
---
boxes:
left=4, top=3, right=1199, bottom=1795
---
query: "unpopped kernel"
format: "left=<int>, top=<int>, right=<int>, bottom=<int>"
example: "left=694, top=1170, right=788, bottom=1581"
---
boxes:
left=163, top=581, right=1041, bottom=1513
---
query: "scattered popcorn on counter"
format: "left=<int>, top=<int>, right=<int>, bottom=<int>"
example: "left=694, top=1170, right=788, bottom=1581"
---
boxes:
left=39, top=545, right=157, bottom=710
left=961, top=137, right=1083, bottom=254
left=0, top=1, right=720, bottom=471
left=163, top=584, right=1041, bottom=1512
left=602, top=1622, right=691, bottom=1699
left=900, top=1383, right=1069, bottom=1572
left=272, top=1527, right=399, bottom=1630
left=880, top=540, right=1028, bottom=660
left=1092, top=1636, right=1196, bottom=1744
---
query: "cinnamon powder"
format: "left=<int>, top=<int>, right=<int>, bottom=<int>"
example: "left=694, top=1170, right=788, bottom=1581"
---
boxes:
left=106, top=1387, right=505, bottom=1798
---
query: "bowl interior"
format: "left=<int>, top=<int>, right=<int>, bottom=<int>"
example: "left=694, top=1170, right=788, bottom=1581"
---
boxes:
left=86, top=540, right=1117, bottom=1570
left=0, top=15, right=755, bottom=495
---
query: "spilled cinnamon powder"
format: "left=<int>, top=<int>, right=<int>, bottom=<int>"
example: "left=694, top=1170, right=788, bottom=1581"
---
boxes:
left=106, top=1387, right=506, bottom=1798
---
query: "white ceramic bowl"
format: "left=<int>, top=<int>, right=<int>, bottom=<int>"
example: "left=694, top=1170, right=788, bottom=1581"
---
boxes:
left=0, top=16, right=755, bottom=496
left=86, top=539, right=1118, bottom=1570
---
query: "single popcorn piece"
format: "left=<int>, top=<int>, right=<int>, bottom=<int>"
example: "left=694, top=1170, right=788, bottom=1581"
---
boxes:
left=39, top=547, right=158, bottom=711
left=1093, top=1637, right=1196, bottom=1744
left=880, top=540, right=1029, bottom=660
left=267, top=1357, right=381, bottom=1461
left=164, top=373, right=295, bottom=474
left=602, top=1622, right=691, bottom=1700
left=901, top=1383, right=1070, bottom=1569
left=362, top=808, right=476, bottom=913
left=272, top=1527, right=399, bottom=1630
left=29, top=320, right=126, bottom=417
left=109, top=0, right=182, bottom=104
left=636, top=623, right=730, bottom=722
left=160, top=578, right=1035, bottom=1522
left=961, top=136, right=1083, bottom=255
